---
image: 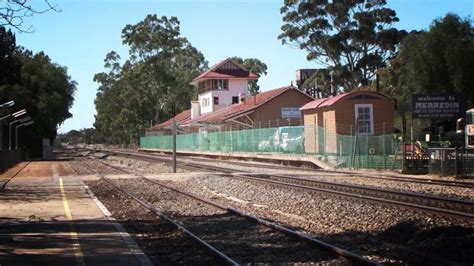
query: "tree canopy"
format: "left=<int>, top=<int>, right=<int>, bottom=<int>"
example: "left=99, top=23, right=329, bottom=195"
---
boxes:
left=380, top=13, right=474, bottom=113
left=94, top=15, right=207, bottom=144
left=279, top=0, right=406, bottom=91
left=0, top=26, right=76, bottom=154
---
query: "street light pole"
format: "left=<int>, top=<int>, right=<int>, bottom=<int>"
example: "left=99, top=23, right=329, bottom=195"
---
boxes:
left=0, top=102, right=16, bottom=150
left=9, top=116, right=30, bottom=150
left=15, top=121, right=34, bottom=150
left=1, top=108, right=26, bottom=151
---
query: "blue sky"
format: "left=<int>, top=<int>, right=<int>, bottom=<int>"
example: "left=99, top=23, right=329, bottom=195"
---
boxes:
left=13, top=0, right=473, bottom=133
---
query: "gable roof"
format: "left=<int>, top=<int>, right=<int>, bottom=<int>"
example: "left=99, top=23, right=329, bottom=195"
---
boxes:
left=183, top=86, right=312, bottom=125
left=300, top=98, right=330, bottom=110
left=301, top=91, right=394, bottom=111
left=191, top=58, right=259, bottom=85
left=147, top=109, right=191, bottom=132
left=147, top=86, right=313, bottom=131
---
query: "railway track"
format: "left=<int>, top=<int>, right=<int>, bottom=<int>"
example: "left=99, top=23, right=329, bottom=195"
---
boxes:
left=100, top=177, right=240, bottom=265
left=82, top=148, right=474, bottom=222
left=176, top=161, right=474, bottom=222
left=94, top=147, right=474, bottom=189
left=89, top=163, right=377, bottom=265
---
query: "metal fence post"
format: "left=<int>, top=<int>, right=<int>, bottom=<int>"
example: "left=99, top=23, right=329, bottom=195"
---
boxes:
left=366, top=132, right=369, bottom=169
left=324, top=119, right=327, bottom=156
left=172, top=105, right=177, bottom=174
left=454, top=147, right=458, bottom=177
left=383, top=122, right=386, bottom=170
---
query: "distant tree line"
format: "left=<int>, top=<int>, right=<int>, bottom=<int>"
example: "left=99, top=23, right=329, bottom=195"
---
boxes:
left=57, top=128, right=104, bottom=145
left=0, top=26, right=76, bottom=155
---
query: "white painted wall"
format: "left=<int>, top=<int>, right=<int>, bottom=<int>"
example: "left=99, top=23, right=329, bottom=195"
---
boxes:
left=198, top=79, right=249, bottom=114
left=199, top=91, right=213, bottom=114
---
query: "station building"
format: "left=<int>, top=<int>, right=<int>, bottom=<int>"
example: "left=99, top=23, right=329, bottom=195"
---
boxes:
left=147, top=58, right=313, bottom=135
left=300, top=91, right=396, bottom=154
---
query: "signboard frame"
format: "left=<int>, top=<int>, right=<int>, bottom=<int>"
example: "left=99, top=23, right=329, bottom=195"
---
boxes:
left=411, top=94, right=466, bottom=119
left=281, top=107, right=301, bottom=119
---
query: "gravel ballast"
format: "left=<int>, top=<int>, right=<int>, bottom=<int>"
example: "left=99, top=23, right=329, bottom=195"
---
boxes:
left=152, top=173, right=473, bottom=265
left=72, top=152, right=474, bottom=265
left=86, top=179, right=223, bottom=265
left=105, top=178, right=345, bottom=265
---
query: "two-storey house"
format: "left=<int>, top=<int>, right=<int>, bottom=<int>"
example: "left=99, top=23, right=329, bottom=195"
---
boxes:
left=190, top=58, right=259, bottom=118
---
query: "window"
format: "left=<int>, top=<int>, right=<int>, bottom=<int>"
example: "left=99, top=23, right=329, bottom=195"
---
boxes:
left=212, top=79, right=228, bottom=90
left=232, top=96, right=239, bottom=104
left=202, top=98, right=209, bottom=107
left=355, top=104, right=374, bottom=135
left=214, top=97, right=219, bottom=105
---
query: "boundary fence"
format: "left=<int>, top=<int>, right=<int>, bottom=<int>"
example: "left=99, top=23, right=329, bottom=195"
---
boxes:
left=140, top=124, right=402, bottom=170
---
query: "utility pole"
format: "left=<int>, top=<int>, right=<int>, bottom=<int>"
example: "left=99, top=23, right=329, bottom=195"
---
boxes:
left=172, top=103, right=177, bottom=173
left=375, top=50, right=380, bottom=92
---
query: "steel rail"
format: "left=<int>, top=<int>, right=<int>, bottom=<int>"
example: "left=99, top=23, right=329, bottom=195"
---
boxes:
left=88, top=158, right=378, bottom=265
left=101, top=176, right=239, bottom=266
left=100, top=148, right=474, bottom=189
left=82, top=148, right=474, bottom=221
left=257, top=173, right=474, bottom=212
left=141, top=176, right=379, bottom=266
left=178, top=163, right=474, bottom=222
left=229, top=173, right=474, bottom=222
left=79, top=154, right=463, bottom=266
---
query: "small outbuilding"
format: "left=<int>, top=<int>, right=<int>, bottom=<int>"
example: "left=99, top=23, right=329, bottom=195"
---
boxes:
left=300, top=91, right=396, bottom=154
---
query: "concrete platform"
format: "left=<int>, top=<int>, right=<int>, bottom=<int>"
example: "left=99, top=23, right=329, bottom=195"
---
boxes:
left=0, top=161, right=150, bottom=266
left=137, top=148, right=333, bottom=169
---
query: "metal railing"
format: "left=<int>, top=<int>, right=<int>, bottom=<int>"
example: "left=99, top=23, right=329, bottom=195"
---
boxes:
left=428, top=148, right=474, bottom=177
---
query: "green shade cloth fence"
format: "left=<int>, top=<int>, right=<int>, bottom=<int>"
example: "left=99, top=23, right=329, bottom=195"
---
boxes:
left=140, top=125, right=402, bottom=170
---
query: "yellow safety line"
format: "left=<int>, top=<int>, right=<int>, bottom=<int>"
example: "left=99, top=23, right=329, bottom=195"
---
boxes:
left=59, top=178, right=86, bottom=266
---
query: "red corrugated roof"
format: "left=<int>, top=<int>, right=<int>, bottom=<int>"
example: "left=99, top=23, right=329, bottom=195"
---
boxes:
left=318, top=93, right=349, bottom=107
left=300, top=91, right=394, bottom=110
left=300, top=98, right=329, bottom=110
left=191, top=58, right=259, bottom=84
left=148, top=86, right=313, bottom=130
left=183, top=86, right=310, bottom=125
left=148, top=109, right=191, bottom=131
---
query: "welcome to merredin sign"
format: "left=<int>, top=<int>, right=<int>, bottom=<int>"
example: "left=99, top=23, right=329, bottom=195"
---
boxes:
left=412, top=94, right=466, bottom=119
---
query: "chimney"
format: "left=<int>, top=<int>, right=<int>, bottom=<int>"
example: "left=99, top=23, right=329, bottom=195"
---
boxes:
left=239, top=93, right=245, bottom=103
left=191, top=100, right=200, bottom=119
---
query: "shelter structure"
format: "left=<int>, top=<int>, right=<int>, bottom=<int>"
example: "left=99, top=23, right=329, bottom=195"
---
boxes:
left=300, top=90, right=396, bottom=154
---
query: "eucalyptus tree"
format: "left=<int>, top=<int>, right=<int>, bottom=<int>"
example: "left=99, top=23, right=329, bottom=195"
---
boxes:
left=279, top=0, right=406, bottom=91
left=381, top=14, right=474, bottom=106
left=379, top=13, right=474, bottom=133
left=94, top=15, right=207, bottom=144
